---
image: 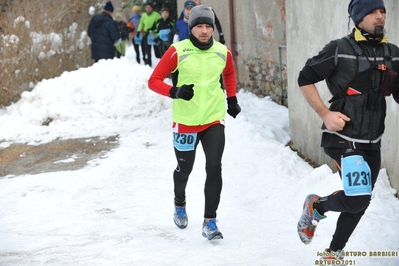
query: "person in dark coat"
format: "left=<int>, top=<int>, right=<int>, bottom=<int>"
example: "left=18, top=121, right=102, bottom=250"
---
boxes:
left=88, top=1, right=121, bottom=62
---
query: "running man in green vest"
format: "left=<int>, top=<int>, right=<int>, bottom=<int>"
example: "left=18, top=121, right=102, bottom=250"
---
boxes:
left=137, top=2, right=161, bottom=66
left=148, top=5, right=241, bottom=240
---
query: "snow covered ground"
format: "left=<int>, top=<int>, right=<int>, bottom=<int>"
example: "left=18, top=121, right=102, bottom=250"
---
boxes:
left=0, top=45, right=398, bottom=266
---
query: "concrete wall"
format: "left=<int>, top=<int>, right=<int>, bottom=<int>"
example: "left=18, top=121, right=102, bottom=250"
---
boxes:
left=381, top=1, right=399, bottom=195
left=233, top=0, right=287, bottom=105
left=177, top=0, right=287, bottom=105
left=286, top=0, right=399, bottom=195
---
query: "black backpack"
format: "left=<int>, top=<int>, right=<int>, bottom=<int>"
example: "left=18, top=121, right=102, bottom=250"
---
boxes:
left=329, top=36, right=394, bottom=103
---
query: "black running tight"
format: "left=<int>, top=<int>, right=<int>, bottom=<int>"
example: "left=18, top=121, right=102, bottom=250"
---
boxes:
left=318, top=148, right=381, bottom=251
left=173, top=124, right=225, bottom=218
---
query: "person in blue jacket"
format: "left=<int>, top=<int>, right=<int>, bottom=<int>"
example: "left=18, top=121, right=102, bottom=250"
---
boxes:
left=177, top=0, right=225, bottom=44
left=128, top=5, right=145, bottom=64
left=87, top=1, right=121, bottom=62
left=169, top=0, right=195, bottom=43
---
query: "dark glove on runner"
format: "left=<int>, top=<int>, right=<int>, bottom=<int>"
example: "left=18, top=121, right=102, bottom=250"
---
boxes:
left=227, top=96, right=241, bottom=118
left=169, top=84, right=194, bottom=100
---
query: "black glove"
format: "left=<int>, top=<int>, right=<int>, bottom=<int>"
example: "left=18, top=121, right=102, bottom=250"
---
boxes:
left=219, top=33, right=225, bottom=44
left=169, top=84, right=194, bottom=100
left=227, top=96, right=241, bottom=118
left=136, top=32, right=140, bottom=38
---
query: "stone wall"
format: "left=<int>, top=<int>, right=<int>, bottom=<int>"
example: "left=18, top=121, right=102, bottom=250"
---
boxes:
left=176, top=0, right=287, bottom=105
left=243, top=51, right=287, bottom=106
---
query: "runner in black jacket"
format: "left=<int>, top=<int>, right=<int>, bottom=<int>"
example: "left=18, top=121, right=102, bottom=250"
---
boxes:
left=296, top=0, right=399, bottom=261
left=149, top=7, right=175, bottom=57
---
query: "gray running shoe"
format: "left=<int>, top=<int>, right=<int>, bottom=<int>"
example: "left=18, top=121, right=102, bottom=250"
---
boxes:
left=174, top=205, right=188, bottom=229
left=202, top=218, right=223, bottom=240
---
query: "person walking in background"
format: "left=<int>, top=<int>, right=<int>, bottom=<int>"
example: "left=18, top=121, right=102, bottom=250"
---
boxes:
left=150, top=7, right=174, bottom=57
left=178, top=0, right=225, bottom=44
left=87, top=1, right=121, bottom=62
left=137, top=2, right=161, bottom=66
left=170, top=1, right=195, bottom=43
left=148, top=5, right=241, bottom=241
left=127, top=5, right=145, bottom=64
left=296, top=0, right=399, bottom=262
left=115, top=12, right=130, bottom=58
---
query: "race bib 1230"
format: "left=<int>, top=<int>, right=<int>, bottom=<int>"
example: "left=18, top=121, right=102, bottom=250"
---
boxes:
left=173, top=132, right=197, bottom=151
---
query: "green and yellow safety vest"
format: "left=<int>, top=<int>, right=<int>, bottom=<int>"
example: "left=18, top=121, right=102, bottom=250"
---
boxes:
left=171, top=39, right=228, bottom=126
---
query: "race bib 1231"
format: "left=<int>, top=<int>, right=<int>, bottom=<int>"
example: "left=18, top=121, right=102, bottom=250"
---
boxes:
left=341, top=155, right=372, bottom=196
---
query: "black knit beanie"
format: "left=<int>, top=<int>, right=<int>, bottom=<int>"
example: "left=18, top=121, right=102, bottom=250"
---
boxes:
left=104, top=1, right=114, bottom=13
left=348, top=0, right=385, bottom=25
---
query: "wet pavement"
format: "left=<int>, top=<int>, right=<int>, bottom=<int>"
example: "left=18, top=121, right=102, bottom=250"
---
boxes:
left=0, top=136, right=119, bottom=178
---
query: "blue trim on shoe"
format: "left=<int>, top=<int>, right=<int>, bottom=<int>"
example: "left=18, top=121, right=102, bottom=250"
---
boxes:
left=202, top=219, right=223, bottom=240
left=173, top=205, right=188, bottom=229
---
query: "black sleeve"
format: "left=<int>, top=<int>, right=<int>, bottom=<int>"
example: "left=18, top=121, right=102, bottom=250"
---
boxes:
left=149, top=20, right=157, bottom=33
left=393, top=89, right=399, bottom=103
left=168, top=24, right=177, bottom=44
left=109, top=20, right=121, bottom=42
left=298, top=40, right=339, bottom=87
left=389, top=43, right=399, bottom=103
left=212, top=10, right=223, bottom=34
left=393, top=68, right=399, bottom=103
left=88, top=17, right=94, bottom=37
left=121, top=22, right=130, bottom=39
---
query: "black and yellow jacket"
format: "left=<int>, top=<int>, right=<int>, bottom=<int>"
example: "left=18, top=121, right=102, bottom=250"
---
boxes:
left=298, top=28, right=399, bottom=149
